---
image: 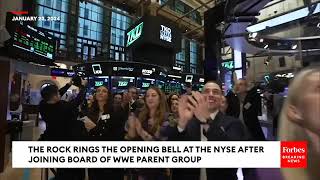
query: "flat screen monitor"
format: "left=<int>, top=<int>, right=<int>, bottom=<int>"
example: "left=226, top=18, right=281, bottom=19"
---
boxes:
left=136, top=78, right=155, bottom=92
left=111, top=76, right=135, bottom=93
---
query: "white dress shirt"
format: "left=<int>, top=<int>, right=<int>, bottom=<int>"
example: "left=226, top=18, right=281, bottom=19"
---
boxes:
left=200, top=110, right=219, bottom=180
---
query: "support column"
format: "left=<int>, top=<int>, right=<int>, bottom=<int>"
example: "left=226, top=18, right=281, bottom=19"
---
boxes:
left=185, top=39, right=190, bottom=73
left=101, top=3, right=112, bottom=60
left=0, top=60, right=10, bottom=173
left=66, top=0, right=80, bottom=62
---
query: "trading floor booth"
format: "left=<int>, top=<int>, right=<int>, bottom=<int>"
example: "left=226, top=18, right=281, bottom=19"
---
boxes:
left=73, top=61, right=168, bottom=94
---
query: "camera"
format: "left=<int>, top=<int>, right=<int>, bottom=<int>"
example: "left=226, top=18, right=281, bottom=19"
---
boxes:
left=72, top=75, right=82, bottom=87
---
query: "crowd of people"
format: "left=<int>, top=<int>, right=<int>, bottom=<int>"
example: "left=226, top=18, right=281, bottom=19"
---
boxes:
left=38, top=67, right=320, bottom=180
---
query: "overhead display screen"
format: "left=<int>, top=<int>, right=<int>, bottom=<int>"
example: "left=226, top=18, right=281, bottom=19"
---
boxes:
left=164, top=82, right=182, bottom=94
left=126, top=22, right=144, bottom=47
left=12, top=24, right=55, bottom=59
left=5, top=12, right=57, bottom=65
left=6, top=13, right=58, bottom=65
left=111, top=76, right=135, bottom=93
left=136, top=78, right=155, bottom=92
left=88, top=76, right=109, bottom=89
left=125, top=16, right=181, bottom=51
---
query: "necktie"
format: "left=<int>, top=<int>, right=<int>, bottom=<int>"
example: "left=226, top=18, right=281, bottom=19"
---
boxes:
left=200, top=125, right=207, bottom=180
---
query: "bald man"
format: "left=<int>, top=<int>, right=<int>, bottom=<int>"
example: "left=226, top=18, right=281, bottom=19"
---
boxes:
left=169, top=81, right=248, bottom=180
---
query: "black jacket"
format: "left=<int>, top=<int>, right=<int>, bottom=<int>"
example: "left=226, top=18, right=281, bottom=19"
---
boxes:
left=226, top=87, right=266, bottom=141
left=169, top=112, right=248, bottom=180
left=39, top=84, right=86, bottom=141
left=87, top=107, right=127, bottom=141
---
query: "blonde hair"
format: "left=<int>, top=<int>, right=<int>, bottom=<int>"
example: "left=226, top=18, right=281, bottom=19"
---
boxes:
left=278, top=68, right=320, bottom=180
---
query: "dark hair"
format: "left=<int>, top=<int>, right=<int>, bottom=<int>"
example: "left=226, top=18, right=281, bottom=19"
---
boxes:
left=128, top=86, right=137, bottom=91
left=205, top=80, right=223, bottom=90
left=40, top=85, right=59, bottom=102
left=87, top=86, right=113, bottom=123
left=186, top=82, right=192, bottom=88
left=113, top=93, right=123, bottom=99
left=167, top=93, right=179, bottom=108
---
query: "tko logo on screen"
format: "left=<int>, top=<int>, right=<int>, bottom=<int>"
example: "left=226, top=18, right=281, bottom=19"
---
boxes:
left=281, top=141, right=307, bottom=168
left=160, top=25, right=172, bottom=42
left=127, top=22, right=144, bottom=47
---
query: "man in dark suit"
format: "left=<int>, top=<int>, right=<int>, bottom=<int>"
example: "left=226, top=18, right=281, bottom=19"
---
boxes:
left=226, top=79, right=265, bottom=180
left=226, top=79, right=265, bottom=141
left=122, top=86, right=139, bottom=115
left=39, top=78, right=87, bottom=180
left=170, top=81, right=248, bottom=180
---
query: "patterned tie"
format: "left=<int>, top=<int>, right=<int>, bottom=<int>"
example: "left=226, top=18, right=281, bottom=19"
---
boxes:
left=200, top=124, right=207, bottom=180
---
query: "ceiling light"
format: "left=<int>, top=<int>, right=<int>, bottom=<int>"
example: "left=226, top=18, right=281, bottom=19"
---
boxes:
left=251, top=32, right=258, bottom=38
left=259, top=39, right=264, bottom=42
left=264, top=44, right=269, bottom=49
left=291, top=44, right=297, bottom=49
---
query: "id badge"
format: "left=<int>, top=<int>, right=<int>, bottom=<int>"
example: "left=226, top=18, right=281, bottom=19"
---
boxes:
left=244, top=102, right=252, bottom=110
left=101, top=114, right=110, bottom=120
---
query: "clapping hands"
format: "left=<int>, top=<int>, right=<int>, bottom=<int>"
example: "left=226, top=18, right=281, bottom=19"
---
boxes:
left=177, top=92, right=212, bottom=129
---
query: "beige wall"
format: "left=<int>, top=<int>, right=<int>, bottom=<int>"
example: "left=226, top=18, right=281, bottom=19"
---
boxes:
left=26, top=74, right=78, bottom=104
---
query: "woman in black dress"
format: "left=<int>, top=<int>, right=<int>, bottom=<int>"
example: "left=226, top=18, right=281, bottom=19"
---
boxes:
left=82, top=85, right=127, bottom=180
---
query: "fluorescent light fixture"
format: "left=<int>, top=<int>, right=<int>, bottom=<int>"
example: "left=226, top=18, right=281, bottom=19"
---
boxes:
left=251, top=32, right=258, bottom=38
left=97, top=76, right=109, bottom=78
left=235, top=70, right=243, bottom=79
left=168, top=75, right=181, bottom=78
left=264, top=44, right=269, bottom=49
left=55, top=63, right=67, bottom=69
left=144, top=78, right=155, bottom=81
left=234, top=50, right=242, bottom=68
left=173, top=66, right=181, bottom=70
left=247, top=3, right=320, bottom=32
left=112, top=76, right=135, bottom=79
left=291, top=44, right=297, bottom=49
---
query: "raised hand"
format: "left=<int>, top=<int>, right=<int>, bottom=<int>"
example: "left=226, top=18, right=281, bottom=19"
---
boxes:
left=177, top=95, right=194, bottom=129
left=190, top=91, right=211, bottom=123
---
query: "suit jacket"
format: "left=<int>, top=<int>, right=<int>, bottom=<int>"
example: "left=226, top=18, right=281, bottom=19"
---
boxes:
left=226, top=87, right=266, bottom=140
left=168, top=112, right=248, bottom=180
left=39, top=84, right=87, bottom=141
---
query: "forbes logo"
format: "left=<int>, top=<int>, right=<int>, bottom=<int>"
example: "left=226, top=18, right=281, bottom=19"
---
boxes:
left=281, top=141, right=307, bottom=168
left=282, top=147, right=306, bottom=153
left=142, top=69, right=152, bottom=76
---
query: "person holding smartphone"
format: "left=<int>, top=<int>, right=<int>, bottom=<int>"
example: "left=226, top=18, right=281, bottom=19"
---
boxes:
left=170, top=81, right=248, bottom=180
